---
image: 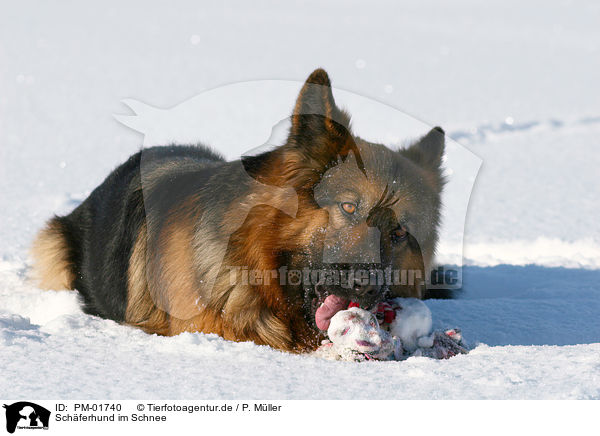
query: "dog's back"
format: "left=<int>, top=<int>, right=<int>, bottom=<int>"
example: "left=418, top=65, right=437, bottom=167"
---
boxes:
left=31, top=145, right=225, bottom=321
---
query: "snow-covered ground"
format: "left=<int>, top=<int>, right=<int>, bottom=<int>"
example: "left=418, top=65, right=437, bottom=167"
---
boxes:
left=1, top=0, right=599, bottom=399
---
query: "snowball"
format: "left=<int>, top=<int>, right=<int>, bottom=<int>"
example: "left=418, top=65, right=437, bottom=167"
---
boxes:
left=389, top=298, right=432, bottom=351
left=417, top=334, right=434, bottom=348
left=315, top=298, right=463, bottom=362
left=328, top=307, right=385, bottom=354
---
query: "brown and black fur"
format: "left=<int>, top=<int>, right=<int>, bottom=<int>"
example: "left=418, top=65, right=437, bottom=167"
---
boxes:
left=31, top=69, right=445, bottom=352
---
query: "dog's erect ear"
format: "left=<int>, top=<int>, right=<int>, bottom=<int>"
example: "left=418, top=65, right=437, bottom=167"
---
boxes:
left=290, top=68, right=351, bottom=143
left=401, top=126, right=445, bottom=172
left=243, top=69, right=360, bottom=188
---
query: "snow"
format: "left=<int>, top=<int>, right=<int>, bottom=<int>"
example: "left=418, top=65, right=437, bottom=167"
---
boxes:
left=389, top=298, right=433, bottom=351
left=1, top=0, right=600, bottom=400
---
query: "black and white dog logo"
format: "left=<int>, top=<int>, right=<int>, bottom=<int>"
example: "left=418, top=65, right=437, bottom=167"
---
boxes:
left=3, top=402, right=50, bottom=434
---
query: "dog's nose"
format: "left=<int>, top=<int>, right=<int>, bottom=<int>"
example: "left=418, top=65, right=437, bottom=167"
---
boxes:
left=354, top=283, right=379, bottom=298
left=353, top=275, right=380, bottom=298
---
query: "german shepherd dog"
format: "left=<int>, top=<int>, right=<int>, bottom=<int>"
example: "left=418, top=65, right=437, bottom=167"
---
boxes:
left=31, top=69, right=445, bottom=352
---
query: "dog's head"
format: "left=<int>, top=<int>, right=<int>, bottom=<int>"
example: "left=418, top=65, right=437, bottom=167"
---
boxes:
left=243, top=69, right=444, bottom=323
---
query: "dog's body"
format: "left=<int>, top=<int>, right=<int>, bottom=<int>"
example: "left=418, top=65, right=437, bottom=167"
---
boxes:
left=31, top=69, right=445, bottom=352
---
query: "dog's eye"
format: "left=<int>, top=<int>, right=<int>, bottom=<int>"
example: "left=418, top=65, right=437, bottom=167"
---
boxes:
left=340, top=202, right=357, bottom=215
left=391, top=225, right=408, bottom=243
